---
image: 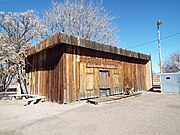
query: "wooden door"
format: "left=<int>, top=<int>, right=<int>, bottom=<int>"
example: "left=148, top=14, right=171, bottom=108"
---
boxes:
left=99, top=71, right=110, bottom=89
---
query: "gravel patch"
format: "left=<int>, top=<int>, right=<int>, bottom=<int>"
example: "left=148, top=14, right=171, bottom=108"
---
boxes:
left=0, top=92, right=179, bottom=135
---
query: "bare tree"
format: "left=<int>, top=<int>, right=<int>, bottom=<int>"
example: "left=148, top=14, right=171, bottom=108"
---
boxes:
left=0, top=10, right=45, bottom=93
left=0, top=34, right=17, bottom=92
left=163, top=51, right=180, bottom=73
left=43, top=0, right=119, bottom=45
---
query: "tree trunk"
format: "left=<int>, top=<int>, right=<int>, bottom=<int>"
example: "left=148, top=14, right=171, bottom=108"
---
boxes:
left=18, top=66, right=28, bottom=94
left=2, top=74, right=14, bottom=92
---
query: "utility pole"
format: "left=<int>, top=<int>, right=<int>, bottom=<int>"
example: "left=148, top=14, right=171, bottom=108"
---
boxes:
left=157, top=20, right=163, bottom=73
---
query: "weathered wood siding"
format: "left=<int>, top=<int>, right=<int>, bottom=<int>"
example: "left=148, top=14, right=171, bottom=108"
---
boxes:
left=65, top=45, right=147, bottom=101
left=26, top=32, right=152, bottom=104
left=26, top=45, right=65, bottom=103
left=26, top=44, right=149, bottom=104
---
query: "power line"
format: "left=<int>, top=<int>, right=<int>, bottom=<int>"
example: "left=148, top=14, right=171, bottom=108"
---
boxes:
left=127, top=32, right=180, bottom=49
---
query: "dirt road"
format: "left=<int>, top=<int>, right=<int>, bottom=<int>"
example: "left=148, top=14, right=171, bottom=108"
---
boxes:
left=0, top=92, right=180, bottom=135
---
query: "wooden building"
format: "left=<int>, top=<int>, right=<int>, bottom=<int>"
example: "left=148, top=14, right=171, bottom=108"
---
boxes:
left=26, top=32, right=152, bottom=104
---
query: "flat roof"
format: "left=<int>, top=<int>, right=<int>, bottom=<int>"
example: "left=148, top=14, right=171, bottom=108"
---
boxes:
left=27, top=32, right=151, bottom=61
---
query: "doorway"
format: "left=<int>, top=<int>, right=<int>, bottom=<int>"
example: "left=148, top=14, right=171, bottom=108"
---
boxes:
left=99, top=70, right=110, bottom=96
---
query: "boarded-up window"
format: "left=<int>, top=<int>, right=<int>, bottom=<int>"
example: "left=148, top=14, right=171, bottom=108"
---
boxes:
left=113, top=75, right=119, bottom=88
left=86, top=68, right=94, bottom=90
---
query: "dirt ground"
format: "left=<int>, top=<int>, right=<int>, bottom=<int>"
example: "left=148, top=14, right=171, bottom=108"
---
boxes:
left=0, top=92, right=180, bottom=135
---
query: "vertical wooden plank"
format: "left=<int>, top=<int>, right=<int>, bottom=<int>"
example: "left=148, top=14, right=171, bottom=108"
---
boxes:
left=110, top=69, right=113, bottom=94
left=37, top=53, right=40, bottom=95
left=66, top=54, right=70, bottom=103
left=33, top=71, right=35, bottom=94
left=139, top=65, right=142, bottom=91
left=137, top=64, right=140, bottom=91
left=80, top=62, right=84, bottom=99
left=123, top=61, right=127, bottom=91
left=57, top=49, right=61, bottom=103
left=33, top=56, right=36, bottom=95
left=46, top=61, right=49, bottom=100
left=58, top=54, right=60, bottom=103
left=141, top=65, right=144, bottom=91
left=119, top=62, right=123, bottom=93
left=61, top=48, right=64, bottom=103
left=141, top=65, right=144, bottom=90
left=41, top=63, right=43, bottom=96
left=54, top=49, right=58, bottom=103
left=94, top=68, right=99, bottom=97
left=60, top=56, right=63, bottom=103
left=130, top=63, right=132, bottom=88
left=48, top=67, right=51, bottom=101
left=51, top=50, right=54, bottom=102
left=35, top=54, right=38, bottom=96
left=52, top=46, right=57, bottom=103
left=42, top=53, right=45, bottom=96
left=63, top=53, right=66, bottom=103
left=39, top=52, right=42, bottom=96
left=127, top=63, right=131, bottom=87
left=37, top=70, right=40, bottom=95
left=29, top=57, right=33, bottom=95
left=73, top=46, right=77, bottom=101
left=65, top=53, right=70, bottom=103
left=110, top=66, right=114, bottom=94
left=56, top=63, right=58, bottom=102
left=143, top=65, right=146, bottom=90
left=43, top=65, right=45, bottom=97
left=86, top=68, right=94, bottom=98
left=83, top=63, right=87, bottom=98
left=44, top=69, right=47, bottom=98
left=35, top=57, right=38, bottom=95
left=138, top=65, right=141, bottom=91
left=52, top=48, right=55, bottom=102
left=144, top=65, right=147, bottom=90
left=133, top=64, right=136, bottom=92
left=68, top=52, right=73, bottom=103
left=140, top=65, right=143, bottom=91
left=131, top=63, right=134, bottom=92
left=57, top=47, right=60, bottom=102
left=80, top=62, right=87, bottom=99
left=136, top=64, right=139, bottom=91
left=40, top=52, right=43, bottom=96
left=76, top=61, right=80, bottom=101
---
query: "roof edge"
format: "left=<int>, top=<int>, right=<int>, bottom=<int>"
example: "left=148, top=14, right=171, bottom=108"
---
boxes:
left=27, top=32, right=151, bottom=61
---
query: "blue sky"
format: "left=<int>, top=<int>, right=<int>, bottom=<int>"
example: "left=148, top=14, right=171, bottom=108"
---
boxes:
left=0, top=0, right=180, bottom=73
